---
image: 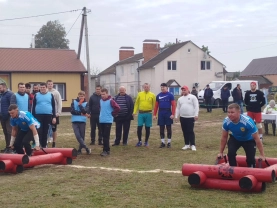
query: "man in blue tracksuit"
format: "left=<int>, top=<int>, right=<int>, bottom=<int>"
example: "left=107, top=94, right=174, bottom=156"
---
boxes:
left=221, top=85, right=230, bottom=113
left=32, top=82, right=56, bottom=148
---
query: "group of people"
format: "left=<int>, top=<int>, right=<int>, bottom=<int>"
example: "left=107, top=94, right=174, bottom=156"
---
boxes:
left=0, top=80, right=62, bottom=156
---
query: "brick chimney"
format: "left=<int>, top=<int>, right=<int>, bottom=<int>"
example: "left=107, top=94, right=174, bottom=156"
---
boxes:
left=143, top=39, right=160, bottom=63
left=119, top=47, right=135, bottom=61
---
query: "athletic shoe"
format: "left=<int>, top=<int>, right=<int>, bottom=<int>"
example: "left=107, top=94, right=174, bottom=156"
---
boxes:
left=144, top=142, right=149, bottom=147
left=167, top=143, right=171, bottom=148
left=112, top=143, right=120, bottom=146
left=136, top=141, right=142, bottom=147
left=86, top=148, right=91, bottom=155
left=77, top=149, right=82, bottom=155
left=100, top=151, right=110, bottom=156
left=159, top=142, right=166, bottom=148
left=191, top=145, right=196, bottom=151
left=98, top=141, right=103, bottom=145
left=182, top=145, right=190, bottom=150
left=52, top=142, right=56, bottom=148
left=4, top=148, right=14, bottom=154
left=90, top=141, right=95, bottom=145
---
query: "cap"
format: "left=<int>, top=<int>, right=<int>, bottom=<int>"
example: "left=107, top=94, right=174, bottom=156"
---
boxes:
left=181, top=85, right=189, bottom=91
left=160, top=83, right=167, bottom=87
left=250, top=82, right=256, bottom=86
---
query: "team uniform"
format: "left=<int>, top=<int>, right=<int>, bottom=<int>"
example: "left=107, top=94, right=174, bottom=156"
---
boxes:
left=222, top=114, right=258, bottom=167
left=10, top=111, right=40, bottom=156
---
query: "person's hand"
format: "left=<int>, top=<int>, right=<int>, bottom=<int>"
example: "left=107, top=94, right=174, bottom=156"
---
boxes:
left=153, top=116, right=157, bottom=120
left=217, top=153, right=223, bottom=159
left=86, top=114, right=91, bottom=118
left=81, top=113, right=86, bottom=116
left=132, top=114, right=136, bottom=117
left=34, top=146, right=40, bottom=151
left=170, top=115, right=174, bottom=120
left=79, top=98, right=84, bottom=105
left=259, top=156, right=266, bottom=161
left=52, top=118, right=56, bottom=124
left=194, top=116, right=198, bottom=121
left=9, top=146, right=14, bottom=150
left=174, top=118, right=178, bottom=123
left=56, top=113, right=59, bottom=117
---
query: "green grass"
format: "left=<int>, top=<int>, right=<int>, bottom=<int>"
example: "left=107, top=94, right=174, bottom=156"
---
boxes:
left=1, top=107, right=277, bottom=208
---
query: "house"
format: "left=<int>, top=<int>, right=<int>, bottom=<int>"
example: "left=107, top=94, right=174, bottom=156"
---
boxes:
left=0, top=48, right=87, bottom=111
left=99, top=40, right=226, bottom=96
left=240, top=56, right=277, bottom=88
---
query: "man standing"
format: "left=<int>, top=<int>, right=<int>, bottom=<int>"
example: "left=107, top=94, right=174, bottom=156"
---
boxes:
left=113, top=86, right=134, bottom=146
left=0, top=83, right=14, bottom=153
left=244, top=82, right=266, bottom=142
left=191, top=87, right=198, bottom=98
left=153, top=83, right=175, bottom=148
left=133, top=83, right=156, bottom=147
left=204, top=84, right=213, bottom=112
left=8, top=104, right=40, bottom=156
left=175, top=86, right=199, bottom=151
left=25, top=83, right=34, bottom=112
left=32, top=82, right=56, bottom=148
left=99, top=88, right=120, bottom=156
left=46, top=80, right=62, bottom=148
left=88, top=85, right=103, bottom=145
left=221, top=85, right=230, bottom=113
left=232, top=84, right=244, bottom=114
left=218, top=103, right=265, bottom=167
left=10, top=82, right=29, bottom=112
left=32, top=84, right=40, bottom=94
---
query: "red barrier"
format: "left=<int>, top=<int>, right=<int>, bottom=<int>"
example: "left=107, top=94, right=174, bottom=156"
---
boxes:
left=188, top=171, right=207, bottom=186
left=239, top=175, right=258, bottom=190
left=192, top=178, right=265, bottom=193
left=33, top=148, right=77, bottom=159
left=24, top=153, right=65, bottom=168
left=0, top=154, right=29, bottom=165
left=0, top=160, right=15, bottom=171
left=182, top=163, right=275, bottom=183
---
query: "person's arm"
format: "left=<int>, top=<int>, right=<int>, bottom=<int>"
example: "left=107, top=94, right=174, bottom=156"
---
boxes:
left=260, top=91, right=266, bottom=107
left=29, top=124, right=40, bottom=150
left=175, top=98, right=180, bottom=119
left=263, top=105, right=269, bottom=114
left=244, top=91, right=249, bottom=106
left=152, top=93, right=156, bottom=110
left=133, top=94, right=140, bottom=114
left=192, top=96, right=199, bottom=120
left=218, top=130, right=228, bottom=158
left=253, top=132, right=265, bottom=160
left=110, top=99, right=120, bottom=117
left=70, top=100, right=81, bottom=115
left=171, top=100, right=176, bottom=117
left=32, top=94, right=37, bottom=115
left=10, top=94, right=17, bottom=105
left=9, top=126, right=18, bottom=147
left=51, top=94, right=56, bottom=118
left=153, top=101, right=159, bottom=116
left=56, top=92, right=63, bottom=116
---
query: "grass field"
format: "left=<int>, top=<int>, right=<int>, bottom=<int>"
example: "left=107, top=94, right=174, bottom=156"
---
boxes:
left=1, top=107, right=277, bottom=208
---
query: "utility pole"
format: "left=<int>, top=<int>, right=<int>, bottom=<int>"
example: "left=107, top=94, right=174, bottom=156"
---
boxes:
left=77, top=7, right=92, bottom=97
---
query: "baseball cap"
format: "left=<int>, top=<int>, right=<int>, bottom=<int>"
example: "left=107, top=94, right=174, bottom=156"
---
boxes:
left=250, top=82, right=256, bottom=86
left=181, top=85, right=189, bottom=91
left=160, top=83, right=167, bottom=87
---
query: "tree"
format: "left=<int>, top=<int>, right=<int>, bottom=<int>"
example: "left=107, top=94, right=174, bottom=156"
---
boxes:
left=35, top=20, right=69, bottom=49
left=91, top=66, right=101, bottom=75
left=164, top=42, right=176, bottom=47
left=232, top=71, right=240, bottom=80
left=201, top=45, right=211, bottom=55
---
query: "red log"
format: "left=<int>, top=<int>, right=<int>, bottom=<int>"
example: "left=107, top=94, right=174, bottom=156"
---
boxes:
left=32, top=148, right=77, bottom=159
left=192, top=178, right=265, bottom=193
left=188, top=171, right=207, bottom=186
left=0, top=165, right=24, bottom=174
left=0, top=160, right=15, bottom=171
left=24, top=153, right=64, bottom=168
left=182, top=163, right=275, bottom=183
left=239, top=175, right=258, bottom=190
left=0, top=154, right=29, bottom=165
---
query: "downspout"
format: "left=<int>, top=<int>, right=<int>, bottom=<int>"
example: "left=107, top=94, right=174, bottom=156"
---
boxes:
left=136, top=61, right=140, bottom=92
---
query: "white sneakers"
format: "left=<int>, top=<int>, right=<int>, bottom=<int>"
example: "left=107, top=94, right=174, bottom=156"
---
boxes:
left=182, top=145, right=196, bottom=151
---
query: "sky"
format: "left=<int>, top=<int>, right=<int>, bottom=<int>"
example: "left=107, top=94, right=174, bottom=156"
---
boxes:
left=0, top=0, right=277, bottom=73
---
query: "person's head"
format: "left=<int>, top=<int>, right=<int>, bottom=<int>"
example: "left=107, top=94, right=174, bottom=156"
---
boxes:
left=8, top=104, right=19, bottom=118
left=143, top=83, right=150, bottom=92
left=192, top=87, right=196, bottom=90
left=39, top=82, right=47, bottom=93
left=33, top=84, right=39, bottom=93
left=18, top=82, right=26, bottom=93
left=78, top=91, right=85, bottom=100
left=237, top=84, right=241, bottom=89
left=95, top=85, right=102, bottom=95
left=250, top=82, right=257, bottom=91
left=46, top=80, right=54, bottom=90
left=269, top=100, right=276, bottom=108
left=206, top=84, right=210, bottom=89
left=119, top=86, right=126, bottom=95
left=227, top=103, right=241, bottom=122
left=0, top=83, right=8, bottom=93
left=101, top=88, right=109, bottom=99
left=25, top=83, right=31, bottom=94
left=223, top=85, right=228, bottom=90
left=160, top=83, right=168, bottom=93
left=181, top=85, right=189, bottom=96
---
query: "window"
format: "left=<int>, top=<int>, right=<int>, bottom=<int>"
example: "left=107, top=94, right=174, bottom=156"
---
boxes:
left=121, top=66, right=124, bottom=75
left=201, top=61, right=211, bottom=70
left=169, top=87, right=179, bottom=95
left=131, top=64, right=134, bottom=74
left=188, top=49, right=191, bottom=53
left=53, top=83, right=66, bottom=100
left=167, top=61, right=177, bottom=70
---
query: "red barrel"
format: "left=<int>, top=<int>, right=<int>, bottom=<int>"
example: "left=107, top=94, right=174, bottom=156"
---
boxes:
left=24, top=152, right=64, bottom=168
left=188, top=171, right=207, bottom=186
left=0, top=154, right=29, bottom=165
left=0, top=160, right=15, bottom=171
left=33, top=148, right=77, bottom=159
left=239, top=175, right=258, bottom=190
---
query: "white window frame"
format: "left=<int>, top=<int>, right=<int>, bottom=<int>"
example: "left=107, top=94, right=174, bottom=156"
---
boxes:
left=53, top=83, right=66, bottom=100
left=201, top=61, right=211, bottom=70
left=167, top=61, right=177, bottom=70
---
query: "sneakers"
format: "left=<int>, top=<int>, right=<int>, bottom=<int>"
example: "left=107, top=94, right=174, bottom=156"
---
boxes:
left=144, top=142, right=149, bottom=147
left=98, top=141, right=103, bottom=145
left=52, top=142, right=56, bottom=148
left=182, top=145, right=190, bottom=150
left=112, top=143, right=119, bottom=146
left=100, top=151, right=110, bottom=156
left=77, top=149, right=82, bottom=155
left=90, top=141, right=95, bottom=145
left=191, top=145, right=196, bottom=151
left=167, top=143, right=171, bottom=148
left=86, top=148, right=91, bottom=155
left=159, top=142, right=166, bottom=148
left=136, top=141, right=142, bottom=147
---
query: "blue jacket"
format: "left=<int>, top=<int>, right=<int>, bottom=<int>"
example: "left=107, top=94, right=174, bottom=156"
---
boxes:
left=114, top=93, right=134, bottom=121
left=0, top=90, right=14, bottom=120
left=221, top=89, right=231, bottom=101
left=204, top=88, right=213, bottom=99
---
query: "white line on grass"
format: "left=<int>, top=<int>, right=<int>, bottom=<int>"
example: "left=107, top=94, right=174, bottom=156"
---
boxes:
left=57, top=165, right=182, bottom=174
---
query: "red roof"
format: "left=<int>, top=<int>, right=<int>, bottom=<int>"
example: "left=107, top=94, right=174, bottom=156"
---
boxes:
left=0, top=48, right=86, bottom=73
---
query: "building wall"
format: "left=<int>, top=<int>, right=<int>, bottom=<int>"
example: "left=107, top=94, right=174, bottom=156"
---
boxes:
left=99, top=73, right=117, bottom=96
left=11, top=72, right=82, bottom=109
left=265, top=75, right=277, bottom=86
left=139, top=42, right=224, bottom=95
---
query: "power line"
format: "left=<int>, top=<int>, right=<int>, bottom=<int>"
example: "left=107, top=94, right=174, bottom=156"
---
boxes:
left=65, top=11, right=82, bottom=37
left=0, top=9, right=82, bottom=22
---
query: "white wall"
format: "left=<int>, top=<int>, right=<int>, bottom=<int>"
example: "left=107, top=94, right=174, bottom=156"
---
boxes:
left=99, top=73, right=116, bottom=96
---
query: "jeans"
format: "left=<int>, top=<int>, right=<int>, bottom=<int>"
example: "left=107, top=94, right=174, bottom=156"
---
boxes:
left=72, top=122, right=87, bottom=150
left=100, top=123, right=112, bottom=152
left=90, top=115, right=102, bottom=143
left=180, top=117, right=195, bottom=146
left=205, top=98, right=212, bottom=112
left=115, top=119, right=131, bottom=145
left=14, top=129, right=33, bottom=156
left=222, top=100, right=228, bottom=112
left=35, top=114, right=53, bottom=148
left=235, top=100, right=244, bottom=114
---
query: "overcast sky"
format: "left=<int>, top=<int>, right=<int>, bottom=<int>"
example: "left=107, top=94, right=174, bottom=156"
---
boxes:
left=0, top=0, right=277, bottom=73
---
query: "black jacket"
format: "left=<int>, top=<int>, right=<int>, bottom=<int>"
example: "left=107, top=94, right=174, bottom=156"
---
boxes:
left=244, top=90, right=265, bottom=112
left=0, top=90, right=14, bottom=120
left=88, top=93, right=101, bottom=115
left=232, top=87, right=243, bottom=102
left=221, top=89, right=230, bottom=101
left=204, top=88, right=213, bottom=99
left=71, top=97, right=89, bottom=115
left=113, top=93, right=134, bottom=121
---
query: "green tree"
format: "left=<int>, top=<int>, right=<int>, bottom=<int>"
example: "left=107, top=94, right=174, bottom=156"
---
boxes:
left=35, top=20, right=69, bottom=49
left=201, top=45, right=211, bottom=55
left=164, top=42, right=176, bottom=47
